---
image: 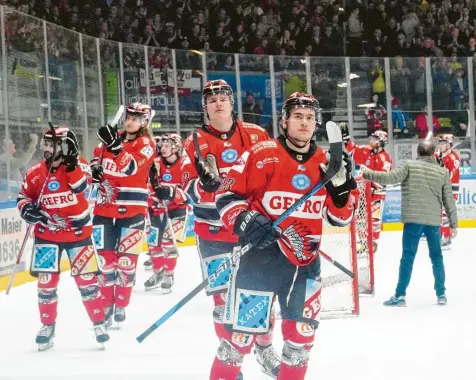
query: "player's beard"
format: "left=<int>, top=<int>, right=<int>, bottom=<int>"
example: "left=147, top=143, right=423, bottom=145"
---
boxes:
left=44, top=148, right=62, bottom=164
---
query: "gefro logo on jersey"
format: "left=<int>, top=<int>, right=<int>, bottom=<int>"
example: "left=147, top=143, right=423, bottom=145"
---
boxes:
left=42, top=191, right=78, bottom=209
left=262, top=191, right=325, bottom=219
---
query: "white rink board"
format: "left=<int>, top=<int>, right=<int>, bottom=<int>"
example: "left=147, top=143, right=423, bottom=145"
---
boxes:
left=1, top=230, right=475, bottom=380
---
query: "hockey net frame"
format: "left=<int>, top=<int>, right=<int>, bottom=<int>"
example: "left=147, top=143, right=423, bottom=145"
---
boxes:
left=319, top=178, right=374, bottom=317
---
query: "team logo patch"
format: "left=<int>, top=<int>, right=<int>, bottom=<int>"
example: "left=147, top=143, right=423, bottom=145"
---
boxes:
left=256, top=161, right=264, bottom=169
left=366, top=159, right=371, bottom=166
left=162, top=173, right=172, bottom=182
left=250, top=134, right=258, bottom=143
left=222, top=149, right=238, bottom=163
left=140, top=145, right=154, bottom=159
left=291, top=174, right=311, bottom=190
left=48, top=181, right=60, bottom=191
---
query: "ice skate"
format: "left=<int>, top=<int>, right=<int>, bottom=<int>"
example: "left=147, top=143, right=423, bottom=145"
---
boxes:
left=114, top=307, right=126, bottom=323
left=104, top=306, right=114, bottom=328
left=254, top=343, right=281, bottom=378
left=143, top=258, right=153, bottom=271
left=144, top=269, right=165, bottom=291
left=160, top=274, right=174, bottom=294
left=437, top=294, right=447, bottom=306
left=93, top=323, right=110, bottom=348
left=36, top=324, right=55, bottom=351
left=237, top=371, right=244, bottom=380
left=383, top=295, right=406, bottom=307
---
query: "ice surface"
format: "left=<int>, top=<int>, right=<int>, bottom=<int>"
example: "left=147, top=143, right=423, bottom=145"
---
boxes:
left=1, top=230, right=475, bottom=380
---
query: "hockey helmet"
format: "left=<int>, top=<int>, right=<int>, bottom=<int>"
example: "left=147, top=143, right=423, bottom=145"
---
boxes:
left=162, top=133, right=183, bottom=156
left=43, top=125, right=70, bottom=162
left=281, top=92, right=322, bottom=127
left=370, top=130, right=388, bottom=147
left=43, top=125, right=70, bottom=143
left=126, top=102, right=152, bottom=126
left=437, top=133, right=455, bottom=146
left=202, top=79, right=234, bottom=108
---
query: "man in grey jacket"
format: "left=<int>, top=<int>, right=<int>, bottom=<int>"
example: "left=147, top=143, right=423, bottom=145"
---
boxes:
left=362, top=140, right=457, bottom=306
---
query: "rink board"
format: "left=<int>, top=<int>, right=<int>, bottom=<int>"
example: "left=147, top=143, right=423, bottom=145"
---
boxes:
left=2, top=176, right=476, bottom=292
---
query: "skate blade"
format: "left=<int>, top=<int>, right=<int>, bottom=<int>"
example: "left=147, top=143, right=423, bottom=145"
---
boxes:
left=144, top=266, right=153, bottom=271
left=38, top=341, right=54, bottom=351
left=144, top=283, right=163, bottom=291
left=160, top=288, right=173, bottom=295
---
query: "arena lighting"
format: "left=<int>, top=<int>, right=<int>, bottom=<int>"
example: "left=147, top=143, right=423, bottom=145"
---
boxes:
left=358, top=103, right=377, bottom=108
left=190, top=49, right=203, bottom=56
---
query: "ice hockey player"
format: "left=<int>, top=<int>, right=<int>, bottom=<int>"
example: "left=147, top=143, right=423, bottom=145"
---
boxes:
left=144, top=134, right=166, bottom=270
left=436, top=133, right=460, bottom=249
left=17, top=126, right=109, bottom=351
left=210, top=92, right=358, bottom=380
left=182, top=79, right=279, bottom=378
left=144, top=133, right=191, bottom=293
left=90, top=103, right=155, bottom=326
left=341, top=126, right=392, bottom=254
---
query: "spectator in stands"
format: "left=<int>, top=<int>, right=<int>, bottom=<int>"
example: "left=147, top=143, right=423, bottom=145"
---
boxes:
left=368, top=59, right=386, bottom=107
left=432, top=58, right=451, bottom=116
left=347, top=7, right=363, bottom=56
left=0, top=134, right=38, bottom=182
left=390, top=56, right=412, bottom=111
left=449, top=67, right=468, bottom=110
left=242, top=92, right=263, bottom=126
left=391, top=98, right=413, bottom=139
left=415, top=106, right=441, bottom=139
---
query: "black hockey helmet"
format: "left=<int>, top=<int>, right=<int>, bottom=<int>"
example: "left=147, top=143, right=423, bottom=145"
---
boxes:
left=281, top=92, right=322, bottom=128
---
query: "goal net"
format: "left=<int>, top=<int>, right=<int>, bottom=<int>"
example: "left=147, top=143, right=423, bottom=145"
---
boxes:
left=319, top=178, right=374, bottom=317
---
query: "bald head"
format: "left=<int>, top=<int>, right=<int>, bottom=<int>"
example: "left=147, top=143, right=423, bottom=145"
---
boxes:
left=417, top=140, right=436, bottom=157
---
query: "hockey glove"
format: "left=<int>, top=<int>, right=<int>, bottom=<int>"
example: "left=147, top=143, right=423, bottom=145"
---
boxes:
left=339, top=122, right=350, bottom=142
left=155, top=185, right=176, bottom=201
left=20, top=203, right=47, bottom=225
left=195, top=154, right=222, bottom=193
left=97, top=124, right=122, bottom=154
left=321, top=152, right=357, bottom=208
left=63, top=130, right=79, bottom=171
left=91, top=164, right=103, bottom=183
left=233, top=211, right=280, bottom=249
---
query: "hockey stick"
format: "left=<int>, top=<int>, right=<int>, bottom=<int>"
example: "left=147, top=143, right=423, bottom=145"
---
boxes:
left=320, top=250, right=354, bottom=278
left=6, top=122, right=58, bottom=295
left=136, top=121, right=344, bottom=342
left=425, top=131, right=433, bottom=141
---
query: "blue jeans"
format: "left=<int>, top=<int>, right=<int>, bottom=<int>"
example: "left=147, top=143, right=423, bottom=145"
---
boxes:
left=395, top=223, right=446, bottom=297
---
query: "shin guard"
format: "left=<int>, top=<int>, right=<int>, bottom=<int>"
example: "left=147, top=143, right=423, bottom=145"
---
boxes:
left=37, top=273, right=60, bottom=325
left=97, top=250, right=116, bottom=309
left=75, top=274, right=106, bottom=324
left=115, top=253, right=138, bottom=308
left=278, top=320, right=315, bottom=380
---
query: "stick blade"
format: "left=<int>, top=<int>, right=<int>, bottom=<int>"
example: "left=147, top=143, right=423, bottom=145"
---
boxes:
left=109, top=105, right=125, bottom=127
left=325, top=121, right=342, bottom=144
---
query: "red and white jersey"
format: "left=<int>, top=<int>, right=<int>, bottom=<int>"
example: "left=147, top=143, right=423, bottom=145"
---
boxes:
left=91, top=133, right=155, bottom=219
left=215, top=136, right=358, bottom=267
left=148, top=155, right=191, bottom=213
left=441, top=150, right=460, bottom=199
left=17, top=158, right=92, bottom=242
left=345, top=140, right=392, bottom=172
left=182, top=120, right=269, bottom=242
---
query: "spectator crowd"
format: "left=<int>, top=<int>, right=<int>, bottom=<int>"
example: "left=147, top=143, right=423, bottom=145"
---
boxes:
left=5, top=0, right=476, bottom=59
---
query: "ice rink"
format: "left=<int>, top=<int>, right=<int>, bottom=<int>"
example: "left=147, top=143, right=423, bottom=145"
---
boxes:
left=1, top=229, right=475, bottom=380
